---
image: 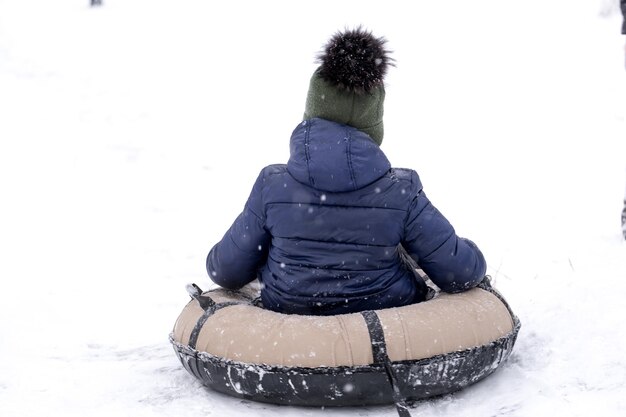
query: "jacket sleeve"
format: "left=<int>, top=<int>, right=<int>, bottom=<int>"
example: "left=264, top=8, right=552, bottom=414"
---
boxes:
left=206, top=170, right=271, bottom=290
left=402, top=184, right=487, bottom=293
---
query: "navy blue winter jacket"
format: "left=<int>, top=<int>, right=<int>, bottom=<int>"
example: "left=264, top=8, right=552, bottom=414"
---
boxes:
left=207, top=118, right=486, bottom=315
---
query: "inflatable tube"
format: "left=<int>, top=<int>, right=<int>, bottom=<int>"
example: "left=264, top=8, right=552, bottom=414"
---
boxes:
left=170, top=280, right=520, bottom=407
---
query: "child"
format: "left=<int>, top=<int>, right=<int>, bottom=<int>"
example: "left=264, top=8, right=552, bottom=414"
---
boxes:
left=206, top=28, right=487, bottom=315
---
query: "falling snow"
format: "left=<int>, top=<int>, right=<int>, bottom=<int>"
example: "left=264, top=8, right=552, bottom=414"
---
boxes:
left=0, top=1, right=625, bottom=417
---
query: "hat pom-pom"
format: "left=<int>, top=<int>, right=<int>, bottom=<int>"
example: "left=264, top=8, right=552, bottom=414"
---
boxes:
left=316, top=27, right=392, bottom=93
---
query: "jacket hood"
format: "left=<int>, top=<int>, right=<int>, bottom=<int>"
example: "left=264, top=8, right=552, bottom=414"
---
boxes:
left=287, top=118, right=391, bottom=192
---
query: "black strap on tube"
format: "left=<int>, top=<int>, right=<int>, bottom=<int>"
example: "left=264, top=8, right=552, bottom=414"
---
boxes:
left=361, top=310, right=412, bottom=417
left=185, top=283, right=244, bottom=350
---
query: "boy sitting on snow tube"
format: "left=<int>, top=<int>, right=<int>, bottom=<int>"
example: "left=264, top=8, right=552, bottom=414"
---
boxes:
left=205, top=28, right=487, bottom=316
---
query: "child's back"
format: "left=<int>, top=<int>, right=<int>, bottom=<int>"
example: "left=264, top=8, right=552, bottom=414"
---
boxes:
left=206, top=28, right=487, bottom=315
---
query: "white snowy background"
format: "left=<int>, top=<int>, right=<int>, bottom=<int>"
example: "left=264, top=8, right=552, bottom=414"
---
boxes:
left=1, top=0, right=625, bottom=416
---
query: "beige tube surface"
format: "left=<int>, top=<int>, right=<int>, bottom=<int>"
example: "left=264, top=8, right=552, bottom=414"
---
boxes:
left=172, top=287, right=514, bottom=368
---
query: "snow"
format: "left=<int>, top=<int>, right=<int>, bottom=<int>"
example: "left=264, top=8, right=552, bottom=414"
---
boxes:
left=1, top=0, right=625, bottom=416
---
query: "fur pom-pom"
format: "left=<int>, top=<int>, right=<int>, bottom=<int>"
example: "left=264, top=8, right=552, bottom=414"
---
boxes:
left=316, top=27, right=392, bottom=93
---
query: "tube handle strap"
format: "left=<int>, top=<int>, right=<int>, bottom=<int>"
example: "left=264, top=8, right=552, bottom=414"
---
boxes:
left=186, top=283, right=216, bottom=310
left=185, top=284, right=249, bottom=350
left=361, top=310, right=412, bottom=417
left=188, top=301, right=241, bottom=350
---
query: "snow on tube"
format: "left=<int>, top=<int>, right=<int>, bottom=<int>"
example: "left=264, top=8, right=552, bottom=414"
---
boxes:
left=170, top=279, right=520, bottom=407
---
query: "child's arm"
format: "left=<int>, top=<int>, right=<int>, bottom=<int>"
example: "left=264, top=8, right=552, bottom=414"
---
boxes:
left=402, top=189, right=486, bottom=293
left=206, top=172, right=270, bottom=290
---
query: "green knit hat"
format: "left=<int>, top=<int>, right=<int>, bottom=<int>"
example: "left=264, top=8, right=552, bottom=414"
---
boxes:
left=303, top=28, right=391, bottom=146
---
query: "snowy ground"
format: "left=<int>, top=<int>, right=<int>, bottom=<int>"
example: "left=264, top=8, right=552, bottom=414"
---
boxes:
left=1, top=0, right=625, bottom=416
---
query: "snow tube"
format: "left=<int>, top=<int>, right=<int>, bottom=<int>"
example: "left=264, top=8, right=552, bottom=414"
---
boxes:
left=170, top=279, right=520, bottom=407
